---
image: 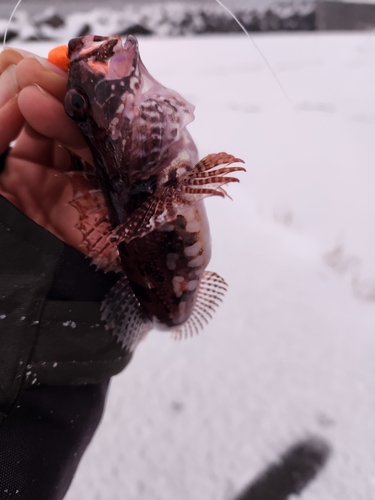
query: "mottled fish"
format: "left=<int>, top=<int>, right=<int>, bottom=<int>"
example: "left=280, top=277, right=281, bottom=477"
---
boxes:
left=63, top=34, right=245, bottom=350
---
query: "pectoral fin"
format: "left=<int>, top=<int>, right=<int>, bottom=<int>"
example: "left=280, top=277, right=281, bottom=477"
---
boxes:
left=65, top=170, right=121, bottom=273
left=173, top=271, right=228, bottom=339
left=179, top=153, right=245, bottom=201
left=101, top=275, right=153, bottom=351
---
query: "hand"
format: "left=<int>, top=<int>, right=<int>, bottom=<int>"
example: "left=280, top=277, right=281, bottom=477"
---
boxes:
left=0, top=48, right=93, bottom=252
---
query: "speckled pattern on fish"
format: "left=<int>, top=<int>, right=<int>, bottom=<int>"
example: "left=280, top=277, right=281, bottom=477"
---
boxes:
left=63, top=34, right=245, bottom=350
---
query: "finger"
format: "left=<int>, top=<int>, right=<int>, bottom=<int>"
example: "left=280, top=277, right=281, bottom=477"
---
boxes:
left=0, top=64, right=19, bottom=108
left=11, top=123, right=56, bottom=169
left=11, top=123, right=72, bottom=172
left=0, top=47, right=67, bottom=77
left=24, top=54, right=67, bottom=77
left=0, top=64, right=69, bottom=170
left=0, top=48, right=24, bottom=74
left=0, top=64, right=24, bottom=155
left=0, top=97, right=24, bottom=155
left=16, top=85, right=92, bottom=164
left=16, top=57, right=67, bottom=102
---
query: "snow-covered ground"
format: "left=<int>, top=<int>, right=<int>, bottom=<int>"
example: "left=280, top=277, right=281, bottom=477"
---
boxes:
left=8, top=33, right=375, bottom=499
left=0, top=2, right=316, bottom=40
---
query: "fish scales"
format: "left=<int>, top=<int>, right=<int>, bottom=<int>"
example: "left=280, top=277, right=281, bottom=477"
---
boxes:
left=63, top=34, right=245, bottom=350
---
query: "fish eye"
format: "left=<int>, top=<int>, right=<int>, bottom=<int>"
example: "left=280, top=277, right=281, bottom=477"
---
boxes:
left=71, top=93, right=85, bottom=109
left=64, top=89, right=88, bottom=120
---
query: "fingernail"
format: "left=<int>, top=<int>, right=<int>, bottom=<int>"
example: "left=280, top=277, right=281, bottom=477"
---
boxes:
left=32, top=83, right=48, bottom=95
left=25, top=54, right=67, bottom=77
left=0, top=64, right=18, bottom=108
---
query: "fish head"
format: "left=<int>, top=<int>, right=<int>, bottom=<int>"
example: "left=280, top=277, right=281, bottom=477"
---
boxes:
left=64, top=35, right=195, bottom=185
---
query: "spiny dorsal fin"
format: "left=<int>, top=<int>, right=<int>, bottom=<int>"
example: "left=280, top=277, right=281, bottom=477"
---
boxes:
left=173, top=271, right=228, bottom=340
left=101, top=275, right=153, bottom=351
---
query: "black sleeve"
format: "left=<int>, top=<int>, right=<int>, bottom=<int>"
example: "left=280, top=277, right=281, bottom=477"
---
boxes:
left=0, top=151, right=131, bottom=423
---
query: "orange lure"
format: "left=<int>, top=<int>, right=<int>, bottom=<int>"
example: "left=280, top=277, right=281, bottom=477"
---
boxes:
left=47, top=44, right=70, bottom=72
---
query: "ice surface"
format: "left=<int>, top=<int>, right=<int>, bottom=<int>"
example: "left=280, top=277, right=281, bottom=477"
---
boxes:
left=8, top=33, right=375, bottom=499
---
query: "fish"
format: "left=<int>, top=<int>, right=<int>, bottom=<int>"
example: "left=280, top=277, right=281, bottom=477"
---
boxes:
left=63, top=34, right=245, bottom=351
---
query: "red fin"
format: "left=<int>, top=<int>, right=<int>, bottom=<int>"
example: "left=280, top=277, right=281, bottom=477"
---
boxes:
left=173, top=271, right=228, bottom=339
left=101, top=275, right=153, bottom=351
left=180, top=153, right=245, bottom=200
left=65, top=171, right=121, bottom=273
left=114, top=152, right=244, bottom=243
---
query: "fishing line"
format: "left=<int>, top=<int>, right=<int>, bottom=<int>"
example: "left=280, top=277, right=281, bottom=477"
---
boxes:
left=214, top=0, right=293, bottom=106
left=2, top=0, right=23, bottom=50
left=4, top=0, right=291, bottom=107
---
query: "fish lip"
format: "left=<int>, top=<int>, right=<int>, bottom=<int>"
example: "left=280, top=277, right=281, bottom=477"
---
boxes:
left=124, top=34, right=138, bottom=47
left=67, top=36, right=85, bottom=58
left=67, top=35, right=139, bottom=81
left=67, top=35, right=122, bottom=63
left=67, top=34, right=138, bottom=62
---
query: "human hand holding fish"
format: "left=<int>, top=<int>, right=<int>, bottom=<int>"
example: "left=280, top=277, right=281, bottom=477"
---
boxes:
left=0, top=37, right=245, bottom=350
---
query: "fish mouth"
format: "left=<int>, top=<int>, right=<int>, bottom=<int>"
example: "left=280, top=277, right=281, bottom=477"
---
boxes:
left=67, top=34, right=139, bottom=80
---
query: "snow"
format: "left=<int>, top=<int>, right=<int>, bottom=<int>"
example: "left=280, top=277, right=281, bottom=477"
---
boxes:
left=0, top=2, right=316, bottom=41
left=8, top=33, right=375, bottom=499
left=341, top=0, right=375, bottom=4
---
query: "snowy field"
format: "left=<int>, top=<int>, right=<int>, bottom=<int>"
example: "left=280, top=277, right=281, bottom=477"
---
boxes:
left=8, top=33, right=375, bottom=499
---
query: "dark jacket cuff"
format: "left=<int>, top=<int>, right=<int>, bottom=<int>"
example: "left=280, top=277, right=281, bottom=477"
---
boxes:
left=0, top=193, right=130, bottom=419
